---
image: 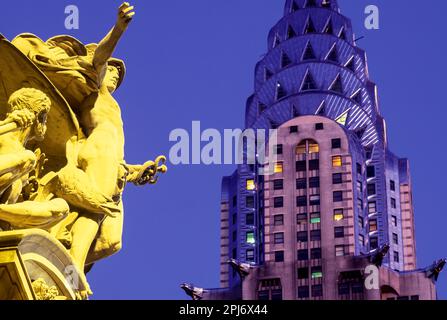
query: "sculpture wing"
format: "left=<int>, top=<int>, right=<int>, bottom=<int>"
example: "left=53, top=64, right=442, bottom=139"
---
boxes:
left=0, top=36, right=84, bottom=173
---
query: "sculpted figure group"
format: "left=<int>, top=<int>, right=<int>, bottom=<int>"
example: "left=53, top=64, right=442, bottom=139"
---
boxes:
left=0, top=2, right=166, bottom=298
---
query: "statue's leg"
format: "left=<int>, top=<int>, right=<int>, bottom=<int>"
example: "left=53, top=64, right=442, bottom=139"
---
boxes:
left=69, top=212, right=103, bottom=273
left=0, top=198, right=69, bottom=229
left=86, top=201, right=123, bottom=265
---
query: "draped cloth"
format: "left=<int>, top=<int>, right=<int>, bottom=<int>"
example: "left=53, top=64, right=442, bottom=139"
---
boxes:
left=11, top=33, right=101, bottom=111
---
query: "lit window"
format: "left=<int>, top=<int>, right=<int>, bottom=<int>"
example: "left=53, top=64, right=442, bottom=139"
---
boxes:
left=334, top=209, right=344, bottom=221
left=310, top=212, right=321, bottom=224
left=370, top=219, right=378, bottom=232
left=274, top=214, right=284, bottom=226
left=274, top=162, right=283, bottom=173
left=246, top=179, right=256, bottom=191
left=274, top=233, right=284, bottom=244
left=246, top=232, right=256, bottom=244
left=332, top=156, right=342, bottom=167
left=309, top=142, right=319, bottom=153
left=335, top=245, right=345, bottom=257
left=311, top=266, right=323, bottom=279
left=296, top=142, right=306, bottom=154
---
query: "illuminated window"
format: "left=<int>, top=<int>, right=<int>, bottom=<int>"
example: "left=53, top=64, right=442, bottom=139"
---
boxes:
left=335, top=245, right=345, bottom=257
left=246, top=232, right=256, bottom=244
left=296, top=142, right=306, bottom=154
left=334, top=209, right=344, bottom=221
left=310, top=212, right=321, bottom=224
left=369, top=219, right=377, bottom=232
left=274, top=162, right=283, bottom=173
left=246, top=179, right=255, bottom=191
left=332, top=156, right=342, bottom=167
left=311, top=266, right=323, bottom=279
left=309, top=142, right=319, bottom=153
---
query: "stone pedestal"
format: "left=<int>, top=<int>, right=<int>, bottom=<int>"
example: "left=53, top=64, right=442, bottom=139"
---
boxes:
left=0, top=229, right=89, bottom=300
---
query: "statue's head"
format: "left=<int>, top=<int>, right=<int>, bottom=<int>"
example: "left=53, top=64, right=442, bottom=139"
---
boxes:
left=105, top=58, right=126, bottom=94
left=8, top=88, right=51, bottom=141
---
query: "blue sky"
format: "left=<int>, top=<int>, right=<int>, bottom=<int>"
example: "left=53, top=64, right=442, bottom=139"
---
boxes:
left=1, top=0, right=446, bottom=299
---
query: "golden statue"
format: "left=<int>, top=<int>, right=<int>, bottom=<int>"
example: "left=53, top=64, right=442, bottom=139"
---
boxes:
left=0, top=2, right=167, bottom=300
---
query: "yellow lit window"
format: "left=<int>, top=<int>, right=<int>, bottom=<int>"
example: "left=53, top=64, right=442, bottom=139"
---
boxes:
left=309, top=143, right=319, bottom=154
left=296, top=142, right=306, bottom=155
left=332, top=156, right=342, bottom=167
left=334, top=209, right=344, bottom=221
left=246, top=179, right=255, bottom=191
left=274, top=162, right=283, bottom=173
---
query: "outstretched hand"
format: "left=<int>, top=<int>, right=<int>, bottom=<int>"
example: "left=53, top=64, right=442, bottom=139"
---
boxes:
left=116, top=2, right=135, bottom=31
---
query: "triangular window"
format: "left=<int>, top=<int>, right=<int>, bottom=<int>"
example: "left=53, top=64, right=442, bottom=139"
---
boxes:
left=302, top=42, right=316, bottom=60
left=326, top=45, right=338, bottom=63
left=258, top=102, right=267, bottom=114
left=265, top=68, right=273, bottom=81
left=274, top=34, right=281, bottom=48
left=323, top=19, right=334, bottom=35
left=356, top=128, right=366, bottom=139
left=281, top=52, right=292, bottom=68
left=276, top=82, right=287, bottom=100
left=301, top=71, right=317, bottom=91
left=345, top=57, right=355, bottom=72
left=304, top=17, right=316, bottom=34
left=351, top=90, right=362, bottom=104
left=305, top=0, right=317, bottom=8
left=287, top=25, right=297, bottom=39
left=329, top=74, right=343, bottom=93
left=339, top=27, right=347, bottom=40
left=291, top=1, right=299, bottom=12
left=316, top=101, right=326, bottom=115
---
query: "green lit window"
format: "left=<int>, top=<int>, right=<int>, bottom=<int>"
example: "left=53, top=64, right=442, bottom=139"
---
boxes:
left=246, top=232, right=256, bottom=244
left=311, top=266, right=323, bottom=279
left=310, top=212, right=321, bottom=224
